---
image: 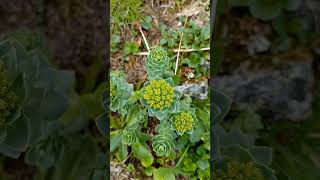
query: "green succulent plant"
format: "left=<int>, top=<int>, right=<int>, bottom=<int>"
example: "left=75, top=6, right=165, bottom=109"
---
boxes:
left=145, top=47, right=170, bottom=79
left=152, top=121, right=176, bottom=157
left=214, top=161, right=265, bottom=180
left=141, top=77, right=181, bottom=120
left=0, top=30, right=74, bottom=159
left=110, top=70, right=134, bottom=114
left=121, top=124, right=138, bottom=145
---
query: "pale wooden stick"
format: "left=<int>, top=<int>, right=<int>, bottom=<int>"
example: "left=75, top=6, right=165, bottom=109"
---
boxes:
left=135, top=47, right=210, bottom=56
left=138, top=25, right=150, bottom=52
left=175, top=18, right=188, bottom=75
left=173, top=47, right=210, bottom=52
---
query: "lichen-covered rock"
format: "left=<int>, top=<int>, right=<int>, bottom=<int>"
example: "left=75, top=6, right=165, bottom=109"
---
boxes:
left=175, top=80, right=208, bottom=100
left=212, top=62, right=313, bottom=121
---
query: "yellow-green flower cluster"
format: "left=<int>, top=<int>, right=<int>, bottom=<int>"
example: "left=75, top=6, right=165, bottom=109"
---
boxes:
left=0, top=66, right=17, bottom=123
left=214, top=161, right=264, bottom=180
left=173, top=112, right=193, bottom=132
left=110, top=81, right=116, bottom=99
left=143, top=80, right=174, bottom=110
left=151, top=49, right=164, bottom=61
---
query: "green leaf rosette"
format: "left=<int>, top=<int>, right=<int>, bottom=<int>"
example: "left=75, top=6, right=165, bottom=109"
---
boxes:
left=152, top=121, right=176, bottom=157
left=140, top=77, right=181, bottom=121
left=110, top=71, right=133, bottom=114
left=145, top=47, right=170, bottom=79
left=170, top=107, right=198, bottom=136
left=121, top=124, right=138, bottom=146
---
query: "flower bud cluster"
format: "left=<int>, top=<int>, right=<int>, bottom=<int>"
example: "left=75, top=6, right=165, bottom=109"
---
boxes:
left=143, top=80, right=174, bottom=110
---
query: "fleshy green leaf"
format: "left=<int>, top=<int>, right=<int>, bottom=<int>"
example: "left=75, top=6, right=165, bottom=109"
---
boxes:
left=132, top=141, right=154, bottom=167
left=96, top=112, right=108, bottom=137
left=153, top=167, right=175, bottom=180
left=249, top=146, right=273, bottom=166
left=249, top=0, right=282, bottom=20
left=110, top=133, right=122, bottom=152
left=200, top=25, right=210, bottom=40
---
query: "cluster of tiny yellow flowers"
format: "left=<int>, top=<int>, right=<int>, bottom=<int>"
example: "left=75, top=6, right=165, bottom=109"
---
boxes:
left=0, top=66, right=17, bottom=123
left=143, top=80, right=174, bottom=110
left=110, top=81, right=116, bottom=98
left=174, top=112, right=193, bottom=132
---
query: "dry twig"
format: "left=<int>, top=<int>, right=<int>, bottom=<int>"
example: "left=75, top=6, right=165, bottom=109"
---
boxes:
left=135, top=47, right=210, bottom=56
left=138, top=25, right=150, bottom=52
left=175, top=18, right=188, bottom=75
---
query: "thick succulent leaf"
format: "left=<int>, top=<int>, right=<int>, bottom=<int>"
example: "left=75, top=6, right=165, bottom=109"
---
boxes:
left=153, top=167, right=176, bottom=180
left=165, top=77, right=174, bottom=87
left=189, top=120, right=204, bottom=144
left=211, top=89, right=232, bottom=124
left=23, top=87, right=47, bottom=144
left=0, top=143, right=21, bottom=158
left=40, top=90, right=70, bottom=121
left=249, top=0, right=282, bottom=20
left=0, top=115, right=30, bottom=151
left=0, top=126, right=7, bottom=144
left=213, top=127, right=222, bottom=161
left=220, top=128, right=252, bottom=148
left=110, top=133, right=122, bottom=152
left=6, top=106, right=22, bottom=125
left=101, top=91, right=108, bottom=111
left=132, top=141, right=154, bottom=167
left=249, top=146, right=273, bottom=166
left=0, top=115, right=30, bottom=158
left=117, top=143, right=128, bottom=161
left=0, top=40, right=11, bottom=56
left=4, top=30, right=48, bottom=53
left=221, top=145, right=253, bottom=163
left=96, top=112, right=108, bottom=137
left=50, top=136, right=97, bottom=180
left=25, top=136, right=65, bottom=169
left=51, top=69, right=75, bottom=94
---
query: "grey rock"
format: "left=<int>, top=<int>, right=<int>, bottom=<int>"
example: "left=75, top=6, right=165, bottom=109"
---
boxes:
left=110, top=163, right=133, bottom=180
left=212, top=62, right=314, bottom=121
left=175, top=80, right=209, bottom=100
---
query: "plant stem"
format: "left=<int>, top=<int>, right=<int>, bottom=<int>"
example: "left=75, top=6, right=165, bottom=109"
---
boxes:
left=176, top=143, right=190, bottom=167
